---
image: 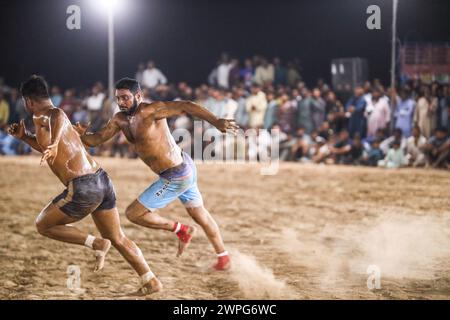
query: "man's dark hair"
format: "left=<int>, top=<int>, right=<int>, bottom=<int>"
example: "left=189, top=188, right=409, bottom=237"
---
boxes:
left=115, top=77, right=141, bottom=94
left=20, top=75, right=50, bottom=100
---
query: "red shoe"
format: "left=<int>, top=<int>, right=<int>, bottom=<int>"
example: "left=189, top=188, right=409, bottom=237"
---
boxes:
left=175, top=224, right=196, bottom=257
left=213, top=254, right=231, bottom=271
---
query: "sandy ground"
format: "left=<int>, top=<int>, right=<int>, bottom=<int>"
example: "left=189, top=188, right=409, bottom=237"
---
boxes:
left=0, top=156, right=449, bottom=300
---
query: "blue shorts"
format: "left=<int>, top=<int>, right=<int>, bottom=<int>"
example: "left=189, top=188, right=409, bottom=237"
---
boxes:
left=137, top=152, right=204, bottom=211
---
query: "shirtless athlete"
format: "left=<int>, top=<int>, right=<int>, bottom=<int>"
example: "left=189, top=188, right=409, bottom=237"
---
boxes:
left=75, top=78, right=238, bottom=270
left=8, top=75, right=161, bottom=294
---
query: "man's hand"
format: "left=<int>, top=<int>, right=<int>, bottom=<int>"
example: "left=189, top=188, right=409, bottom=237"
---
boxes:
left=41, top=142, right=59, bottom=165
left=73, top=122, right=90, bottom=136
left=7, top=119, right=26, bottom=140
left=348, top=106, right=355, bottom=113
left=215, top=119, right=239, bottom=135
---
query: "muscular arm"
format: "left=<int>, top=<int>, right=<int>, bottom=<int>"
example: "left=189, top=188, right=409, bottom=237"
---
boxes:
left=149, top=101, right=238, bottom=133
left=22, top=133, right=43, bottom=153
left=79, top=117, right=121, bottom=147
left=7, top=119, right=42, bottom=153
left=152, top=101, right=219, bottom=125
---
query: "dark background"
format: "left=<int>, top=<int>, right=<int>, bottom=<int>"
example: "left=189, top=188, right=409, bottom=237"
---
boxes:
left=0, top=0, right=449, bottom=89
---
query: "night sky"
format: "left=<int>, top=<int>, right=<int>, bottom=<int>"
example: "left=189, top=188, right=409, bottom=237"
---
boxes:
left=0, top=0, right=449, bottom=89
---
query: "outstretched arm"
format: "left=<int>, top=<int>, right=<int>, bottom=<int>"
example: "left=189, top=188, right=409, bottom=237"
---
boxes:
left=150, top=101, right=239, bottom=134
left=7, top=119, right=42, bottom=153
left=74, top=117, right=121, bottom=147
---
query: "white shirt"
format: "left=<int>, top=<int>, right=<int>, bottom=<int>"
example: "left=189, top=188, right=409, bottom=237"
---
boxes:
left=86, top=93, right=105, bottom=111
left=142, top=68, right=167, bottom=88
left=217, top=63, right=232, bottom=89
left=224, top=98, right=238, bottom=119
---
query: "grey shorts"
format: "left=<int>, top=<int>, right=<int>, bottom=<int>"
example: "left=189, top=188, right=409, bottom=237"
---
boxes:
left=52, top=168, right=116, bottom=219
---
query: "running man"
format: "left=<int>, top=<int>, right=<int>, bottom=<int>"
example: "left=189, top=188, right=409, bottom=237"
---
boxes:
left=75, top=78, right=238, bottom=270
left=8, top=75, right=161, bottom=294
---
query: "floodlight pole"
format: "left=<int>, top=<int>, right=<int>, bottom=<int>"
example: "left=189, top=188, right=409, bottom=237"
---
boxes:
left=108, top=5, right=114, bottom=104
left=390, top=0, right=398, bottom=133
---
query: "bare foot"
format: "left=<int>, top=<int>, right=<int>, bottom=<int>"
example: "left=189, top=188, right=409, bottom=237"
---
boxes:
left=177, top=225, right=196, bottom=257
left=139, top=278, right=163, bottom=296
left=92, top=238, right=111, bottom=272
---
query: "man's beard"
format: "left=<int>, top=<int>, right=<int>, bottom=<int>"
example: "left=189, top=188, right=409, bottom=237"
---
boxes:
left=122, top=98, right=138, bottom=116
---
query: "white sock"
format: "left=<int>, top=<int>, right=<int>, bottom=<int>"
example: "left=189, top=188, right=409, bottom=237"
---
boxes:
left=217, top=251, right=228, bottom=257
left=141, top=271, right=155, bottom=284
left=84, top=235, right=95, bottom=249
left=173, top=222, right=181, bottom=234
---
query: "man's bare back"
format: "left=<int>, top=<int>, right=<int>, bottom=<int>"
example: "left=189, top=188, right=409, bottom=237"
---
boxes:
left=33, top=108, right=99, bottom=184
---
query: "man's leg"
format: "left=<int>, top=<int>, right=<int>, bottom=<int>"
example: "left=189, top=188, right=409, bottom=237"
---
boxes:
left=185, top=205, right=230, bottom=270
left=125, top=199, right=175, bottom=231
left=35, top=202, right=111, bottom=271
left=91, top=207, right=162, bottom=294
left=125, top=199, right=196, bottom=257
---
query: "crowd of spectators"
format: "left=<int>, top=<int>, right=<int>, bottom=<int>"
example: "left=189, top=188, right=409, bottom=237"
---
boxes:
left=1, top=53, right=449, bottom=169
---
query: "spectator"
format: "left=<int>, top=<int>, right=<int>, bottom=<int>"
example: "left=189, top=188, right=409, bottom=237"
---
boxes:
left=366, top=86, right=391, bottom=138
left=142, top=60, right=167, bottom=89
left=422, top=127, right=450, bottom=168
left=246, top=84, right=267, bottom=129
left=365, top=139, right=384, bottom=166
left=343, top=133, right=364, bottom=165
left=72, top=103, right=89, bottom=124
left=263, top=91, right=278, bottom=130
left=0, top=91, right=10, bottom=128
left=296, top=89, right=313, bottom=134
left=7, top=88, right=20, bottom=124
left=253, top=58, right=274, bottom=86
left=208, top=60, right=220, bottom=87
left=135, top=62, right=145, bottom=84
left=240, top=59, right=254, bottom=89
left=277, top=93, right=296, bottom=134
left=325, top=91, right=345, bottom=133
left=310, top=88, right=326, bottom=132
left=233, top=88, right=249, bottom=130
left=217, top=55, right=232, bottom=89
left=438, top=84, right=450, bottom=130
left=406, top=125, right=427, bottom=167
left=59, top=89, right=77, bottom=121
left=228, top=59, right=240, bottom=89
left=345, top=86, right=367, bottom=139
left=286, top=62, right=301, bottom=87
left=273, top=57, right=287, bottom=86
left=86, top=82, right=105, bottom=122
left=394, top=87, right=416, bottom=138
left=223, top=91, right=238, bottom=120
left=414, top=86, right=438, bottom=139
left=329, top=129, right=351, bottom=164
left=50, top=86, right=62, bottom=107
left=378, top=140, right=407, bottom=168
left=380, top=128, right=406, bottom=155
left=290, top=127, right=312, bottom=162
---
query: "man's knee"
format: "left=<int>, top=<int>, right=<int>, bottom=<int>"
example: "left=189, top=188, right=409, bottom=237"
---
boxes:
left=125, top=202, right=141, bottom=223
left=107, top=234, right=126, bottom=248
left=35, top=213, right=50, bottom=236
left=125, top=200, right=152, bottom=224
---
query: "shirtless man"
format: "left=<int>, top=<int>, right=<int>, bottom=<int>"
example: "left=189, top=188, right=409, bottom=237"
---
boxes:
left=8, top=75, right=161, bottom=294
left=75, top=78, right=238, bottom=270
